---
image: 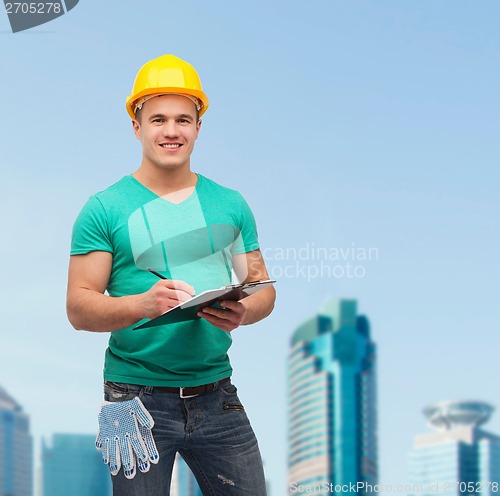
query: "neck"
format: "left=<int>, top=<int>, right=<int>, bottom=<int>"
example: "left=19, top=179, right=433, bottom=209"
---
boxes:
left=132, top=164, right=197, bottom=196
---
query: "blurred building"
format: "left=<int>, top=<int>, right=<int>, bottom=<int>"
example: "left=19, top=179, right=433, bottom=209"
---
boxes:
left=171, top=454, right=202, bottom=496
left=42, top=433, right=111, bottom=496
left=287, top=299, right=378, bottom=492
left=0, top=385, right=33, bottom=496
left=408, top=400, right=500, bottom=495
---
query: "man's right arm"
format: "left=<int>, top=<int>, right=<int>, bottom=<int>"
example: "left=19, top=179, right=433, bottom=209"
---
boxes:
left=66, top=251, right=194, bottom=333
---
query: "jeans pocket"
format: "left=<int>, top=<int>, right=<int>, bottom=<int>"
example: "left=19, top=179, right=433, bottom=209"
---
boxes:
left=103, top=381, right=140, bottom=402
left=218, top=382, right=245, bottom=411
left=218, top=380, right=238, bottom=396
left=223, top=403, right=245, bottom=411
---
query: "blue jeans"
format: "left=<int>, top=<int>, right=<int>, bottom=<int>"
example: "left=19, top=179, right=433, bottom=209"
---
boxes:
left=103, top=379, right=267, bottom=496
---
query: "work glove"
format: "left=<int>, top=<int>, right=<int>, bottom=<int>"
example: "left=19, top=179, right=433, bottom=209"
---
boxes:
left=96, top=397, right=160, bottom=479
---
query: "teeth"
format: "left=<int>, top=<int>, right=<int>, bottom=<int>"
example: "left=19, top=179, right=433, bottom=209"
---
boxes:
left=161, top=144, right=180, bottom=148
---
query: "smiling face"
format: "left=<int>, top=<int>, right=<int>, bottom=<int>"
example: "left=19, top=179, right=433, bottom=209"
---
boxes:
left=132, top=94, right=202, bottom=174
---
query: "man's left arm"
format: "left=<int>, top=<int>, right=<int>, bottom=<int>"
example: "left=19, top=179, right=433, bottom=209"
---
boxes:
left=198, top=249, right=276, bottom=332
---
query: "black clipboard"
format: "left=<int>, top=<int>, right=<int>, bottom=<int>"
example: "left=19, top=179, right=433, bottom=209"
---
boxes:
left=133, top=280, right=275, bottom=329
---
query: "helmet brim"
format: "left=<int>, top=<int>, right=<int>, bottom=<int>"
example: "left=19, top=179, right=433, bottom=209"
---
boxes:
left=126, top=87, right=209, bottom=119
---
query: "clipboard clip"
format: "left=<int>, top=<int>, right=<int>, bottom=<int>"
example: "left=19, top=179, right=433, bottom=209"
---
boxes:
left=224, top=280, right=261, bottom=290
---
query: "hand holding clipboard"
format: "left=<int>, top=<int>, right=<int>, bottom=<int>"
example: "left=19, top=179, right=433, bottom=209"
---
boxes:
left=134, top=277, right=276, bottom=329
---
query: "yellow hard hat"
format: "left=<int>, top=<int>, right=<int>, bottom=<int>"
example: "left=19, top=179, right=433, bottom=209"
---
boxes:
left=126, top=54, right=209, bottom=119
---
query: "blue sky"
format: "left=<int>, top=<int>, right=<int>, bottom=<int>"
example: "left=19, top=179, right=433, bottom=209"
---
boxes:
left=1, top=0, right=499, bottom=492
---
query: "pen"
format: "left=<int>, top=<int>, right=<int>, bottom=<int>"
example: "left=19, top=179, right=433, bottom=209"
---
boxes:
left=147, top=267, right=168, bottom=280
left=147, top=267, right=196, bottom=298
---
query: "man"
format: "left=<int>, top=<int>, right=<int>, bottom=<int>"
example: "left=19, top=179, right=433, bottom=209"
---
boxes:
left=67, top=54, right=275, bottom=495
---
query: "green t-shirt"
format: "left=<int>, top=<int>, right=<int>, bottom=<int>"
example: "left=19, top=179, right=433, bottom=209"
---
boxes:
left=71, top=174, right=260, bottom=386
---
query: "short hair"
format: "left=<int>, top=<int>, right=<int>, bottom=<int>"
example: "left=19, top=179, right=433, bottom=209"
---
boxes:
left=134, top=99, right=200, bottom=124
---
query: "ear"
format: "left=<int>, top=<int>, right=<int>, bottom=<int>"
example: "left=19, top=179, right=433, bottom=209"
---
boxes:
left=132, top=119, right=141, bottom=140
left=195, top=119, right=202, bottom=139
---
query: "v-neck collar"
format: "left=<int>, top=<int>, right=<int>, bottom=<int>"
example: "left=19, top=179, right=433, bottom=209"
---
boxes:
left=128, top=173, right=202, bottom=206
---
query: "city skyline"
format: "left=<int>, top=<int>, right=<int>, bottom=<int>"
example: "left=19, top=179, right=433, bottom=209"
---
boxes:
left=1, top=1, right=499, bottom=490
left=5, top=379, right=500, bottom=495
left=42, top=433, right=112, bottom=496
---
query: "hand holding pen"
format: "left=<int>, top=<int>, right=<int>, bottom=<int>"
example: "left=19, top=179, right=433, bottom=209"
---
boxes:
left=139, top=268, right=195, bottom=319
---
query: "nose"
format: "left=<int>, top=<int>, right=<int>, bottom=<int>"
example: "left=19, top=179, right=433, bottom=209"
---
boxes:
left=162, top=119, right=180, bottom=138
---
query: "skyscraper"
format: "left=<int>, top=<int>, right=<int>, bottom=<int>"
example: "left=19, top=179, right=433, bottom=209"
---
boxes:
left=171, top=454, right=203, bottom=496
left=42, top=433, right=111, bottom=496
left=408, top=400, right=500, bottom=495
left=287, top=299, right=378, bottom=492
left=0, top=385, right=33, bottom=496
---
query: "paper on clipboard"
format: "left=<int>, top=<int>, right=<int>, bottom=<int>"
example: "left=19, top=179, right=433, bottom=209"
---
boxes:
left=133, top=280, right=275, bottom=329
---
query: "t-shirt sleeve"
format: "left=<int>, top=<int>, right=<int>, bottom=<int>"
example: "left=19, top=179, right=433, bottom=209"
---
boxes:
left=231, top=192, right=260, bottom=255
left=70, top=195, right=113, bottom=255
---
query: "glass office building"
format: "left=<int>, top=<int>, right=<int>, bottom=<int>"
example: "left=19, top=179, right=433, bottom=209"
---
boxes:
left=0, top=385, right=32, bottom=496
left=287, top=299, right=378, bottom=492
left=42, top=433, right=111, bottom=496
left=408, top=401, right=500, bottom=495
left=171, top=454, right=203, bottom=496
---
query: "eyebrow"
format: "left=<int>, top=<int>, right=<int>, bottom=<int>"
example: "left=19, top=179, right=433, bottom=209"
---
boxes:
left=148, top=113, right=195, bottom=121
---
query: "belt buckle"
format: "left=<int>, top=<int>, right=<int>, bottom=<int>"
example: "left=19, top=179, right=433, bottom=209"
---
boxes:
left=180, top=387, right=198, bottom=399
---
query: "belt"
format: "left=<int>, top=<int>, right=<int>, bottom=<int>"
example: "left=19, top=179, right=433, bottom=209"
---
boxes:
left=153, top=377, right=231, bottom=398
